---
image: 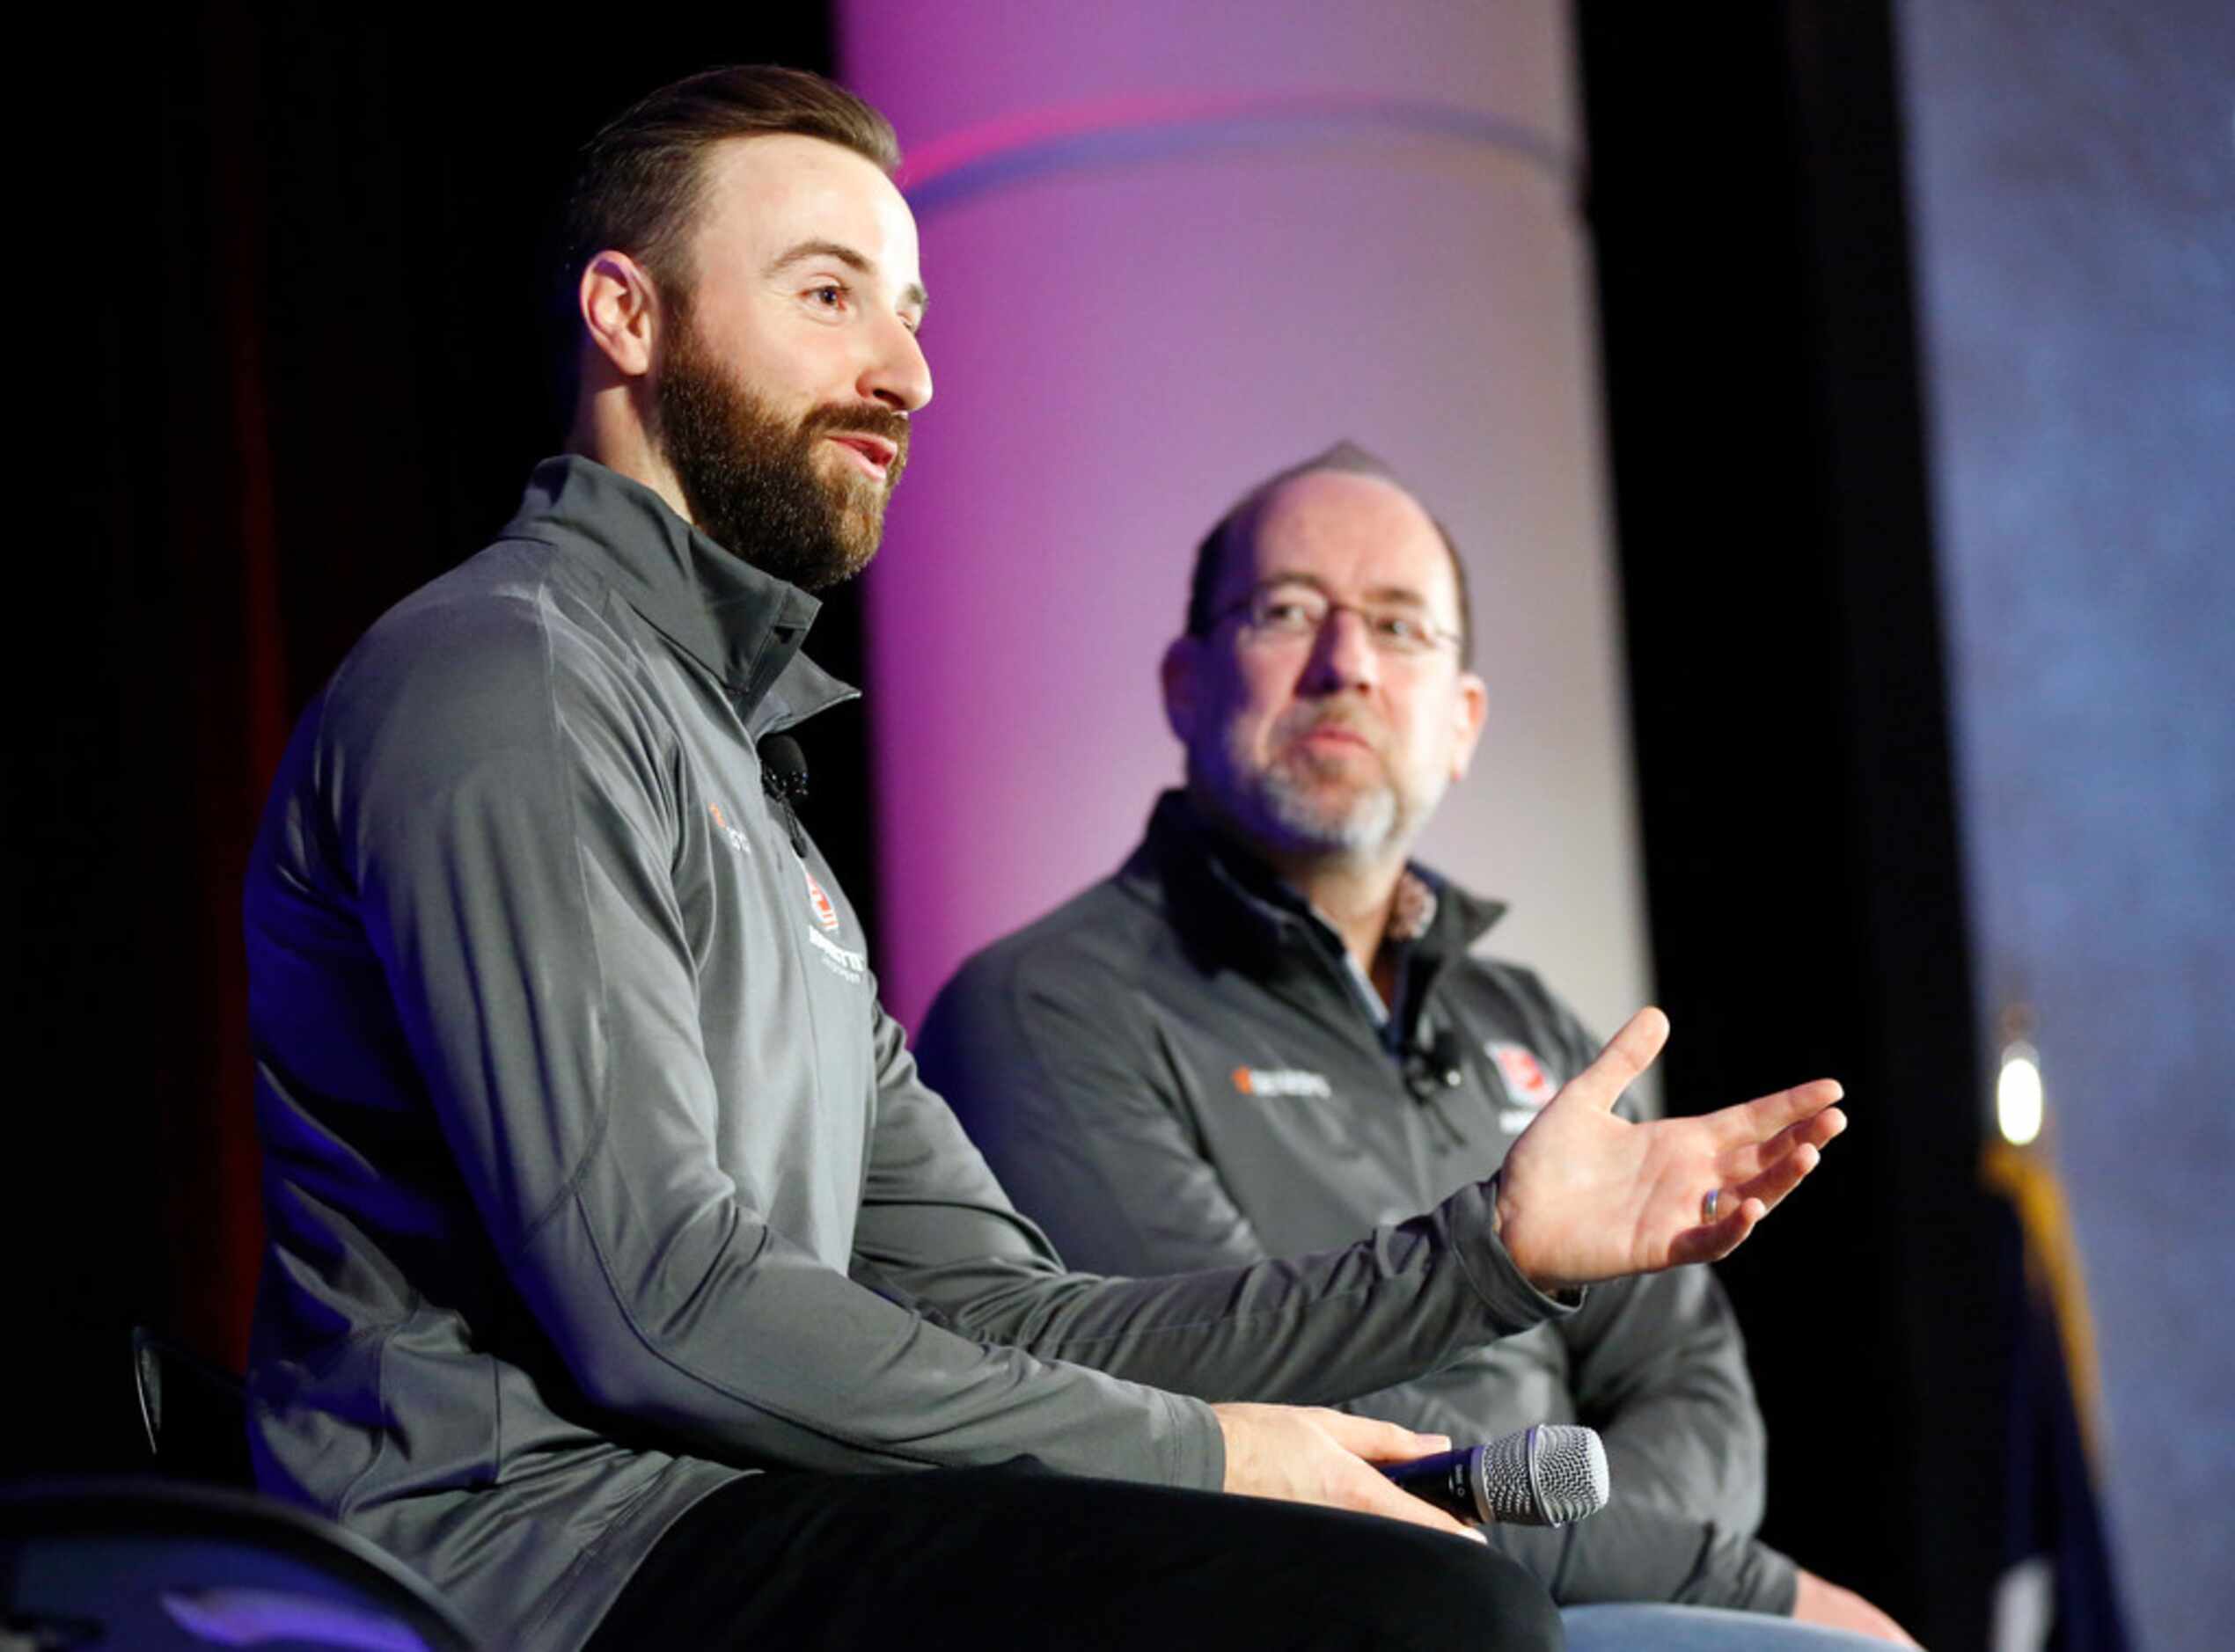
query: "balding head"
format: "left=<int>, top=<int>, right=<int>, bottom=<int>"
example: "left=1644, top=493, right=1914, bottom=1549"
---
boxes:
left=1183, top=442, right=1474, bottom=669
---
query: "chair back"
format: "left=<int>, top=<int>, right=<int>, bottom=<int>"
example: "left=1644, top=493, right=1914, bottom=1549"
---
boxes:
left=1, top=1476, right=482, bottom=1650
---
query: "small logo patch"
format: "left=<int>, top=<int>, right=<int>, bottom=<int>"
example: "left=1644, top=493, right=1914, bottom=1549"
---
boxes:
left=1232, top=1066, right=1333, bottom=1099
left=1487, top=1042, right=1561, bottom=1108
left=708, top=802, right=751, bottom=856
left=802, top=865, right=840, bottom=932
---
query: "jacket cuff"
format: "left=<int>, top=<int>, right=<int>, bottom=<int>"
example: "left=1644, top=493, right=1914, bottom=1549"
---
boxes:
left=1745, top=1539, right=1800, bottom=1615
left=1689, top=1533, right=1799, bottom=1615
left=1163, top=1393, right=1226, bottom=1493
left=1446, top=1175, right=1587, bottom=1331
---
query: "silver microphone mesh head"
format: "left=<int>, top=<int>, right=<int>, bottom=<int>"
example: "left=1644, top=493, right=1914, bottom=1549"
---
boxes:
left=1474, top=1423, right=1610, bottom=1526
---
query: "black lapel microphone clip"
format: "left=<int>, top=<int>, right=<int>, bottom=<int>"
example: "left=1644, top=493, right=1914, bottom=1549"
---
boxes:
left=759, top=734, right=810, bottom=857
left=1403, top=1024, right=1466, bottom=1102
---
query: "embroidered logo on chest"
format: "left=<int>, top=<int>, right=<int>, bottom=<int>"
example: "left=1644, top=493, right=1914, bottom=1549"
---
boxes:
left=802, top=864, right=840, bottom=932
left=1486, top=1042, right=1561, bottom=1108
left=1232, top=1066, right=1333, bottom=1099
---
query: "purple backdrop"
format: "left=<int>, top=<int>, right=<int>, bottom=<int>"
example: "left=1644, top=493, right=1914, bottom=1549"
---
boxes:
left=837, top=2, right=1649, bottom=1043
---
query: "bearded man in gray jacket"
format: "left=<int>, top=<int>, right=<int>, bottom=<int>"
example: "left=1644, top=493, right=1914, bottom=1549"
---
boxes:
left=917, top=445, right=1916, bottom=1647
left=245, top=67, right=1849, bottom=1652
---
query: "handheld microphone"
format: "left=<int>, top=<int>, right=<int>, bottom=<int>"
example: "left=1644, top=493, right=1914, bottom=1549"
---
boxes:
left=1381, top=1423, right=1608, bottom=1527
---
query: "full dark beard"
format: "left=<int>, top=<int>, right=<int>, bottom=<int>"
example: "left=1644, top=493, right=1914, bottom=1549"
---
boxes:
left=651, top=315, right=909, bottom=592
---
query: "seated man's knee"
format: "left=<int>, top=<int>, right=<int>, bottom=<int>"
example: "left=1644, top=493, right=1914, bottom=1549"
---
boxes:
left=1441, top=1543, right=1563, bottom=1652
left=1331, top=1523, right=1562, bottom=1652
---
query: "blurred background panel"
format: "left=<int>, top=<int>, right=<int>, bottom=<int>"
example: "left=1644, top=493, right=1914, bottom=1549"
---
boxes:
left=839, top=1, right=1652, bottom=1046
left=1897, top=3, right=2235, bottom=1648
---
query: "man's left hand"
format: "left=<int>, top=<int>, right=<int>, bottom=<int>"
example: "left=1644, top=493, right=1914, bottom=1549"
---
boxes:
left=1792, top=1566, right=1922, bottom=1645
left=1493, top=1007, right=1846, bottom=1291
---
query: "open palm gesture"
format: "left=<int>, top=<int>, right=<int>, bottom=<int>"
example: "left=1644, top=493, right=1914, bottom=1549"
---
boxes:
left=1494, top=1008, right=1847, bottom=1291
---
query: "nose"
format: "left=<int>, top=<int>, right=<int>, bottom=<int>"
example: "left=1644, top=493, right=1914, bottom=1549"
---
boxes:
left=861, top=311, right=933, bottom=413
left=1299, top=605, right=1381, bottom=695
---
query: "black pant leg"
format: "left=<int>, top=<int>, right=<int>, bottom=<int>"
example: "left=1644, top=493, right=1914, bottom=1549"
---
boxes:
left=586, top=1461, right=1559, bottom=1651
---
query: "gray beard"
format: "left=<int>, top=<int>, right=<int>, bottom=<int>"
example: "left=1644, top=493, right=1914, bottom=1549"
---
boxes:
left=1219, top=734, right=1401, bottom=860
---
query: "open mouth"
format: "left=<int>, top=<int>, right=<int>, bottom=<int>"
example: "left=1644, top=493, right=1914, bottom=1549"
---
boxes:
left=825, top=433, right=898, bottom=480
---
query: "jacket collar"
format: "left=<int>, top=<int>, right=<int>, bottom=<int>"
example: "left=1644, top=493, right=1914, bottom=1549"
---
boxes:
left=1128, top=789, right=1507, bottom=975
left=501, top=455, right=858, bottom=730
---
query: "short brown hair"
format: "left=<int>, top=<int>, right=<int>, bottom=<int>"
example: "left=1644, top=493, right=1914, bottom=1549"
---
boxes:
left=550, top=65, right=900, bottom=404
left=1185, top=442, right=1476, bottom=669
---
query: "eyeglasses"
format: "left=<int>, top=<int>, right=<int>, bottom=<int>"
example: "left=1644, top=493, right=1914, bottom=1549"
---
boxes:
left=1210, top=581, right=1462, bottom=658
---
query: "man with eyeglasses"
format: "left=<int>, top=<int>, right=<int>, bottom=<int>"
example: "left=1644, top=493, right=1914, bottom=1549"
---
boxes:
left=916, top=442, right=1916, bottom=1645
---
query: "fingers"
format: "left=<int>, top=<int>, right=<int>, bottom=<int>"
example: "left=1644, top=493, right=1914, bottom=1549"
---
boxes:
left=1667, top=1193, right=1766, bottom=1267
left=1678, top=1128, right=1835, bottom=1264
left=1346, top=1467, right=1487, bottom=1542
left=1309, top=1410, right=1450, bottom=1466
left=1709, top=1078, right=1845, bottom=1151
left=1276, top=1409, right=1483, bottom=1543
left=1718, top=1101, right=1846, bottom=1183
left=1732, top=1139, right=1822, bottom=1213
left=1660, top=1080, right=1850, bottom=1268
left=1759, top=1103, right=1849, bottom=1150
left=1563, top=1005, right=1671, bottom=1115
left=1792, top=1568, right=1923, bottom=1644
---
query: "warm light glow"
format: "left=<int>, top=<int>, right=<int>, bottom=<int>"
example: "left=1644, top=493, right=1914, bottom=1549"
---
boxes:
left=1997, top=1042, right=2045, bottom=1145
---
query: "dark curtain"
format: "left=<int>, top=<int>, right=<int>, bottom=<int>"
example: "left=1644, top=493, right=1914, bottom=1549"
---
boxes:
left=1577, top=6, right=2008, bottom=1645
left=16, top=5, right=846, bottom=1474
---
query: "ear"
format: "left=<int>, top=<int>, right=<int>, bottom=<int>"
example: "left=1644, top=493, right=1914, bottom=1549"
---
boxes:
left=1161, top=635, right=1204, bottom=744
left=1447, top=669, right=1489, bottom=780
left=578, top=250, right=662, bottom=382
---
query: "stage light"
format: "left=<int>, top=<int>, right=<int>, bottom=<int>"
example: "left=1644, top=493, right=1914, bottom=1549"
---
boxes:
left=1997, top=1041, right=2044, bottom=1146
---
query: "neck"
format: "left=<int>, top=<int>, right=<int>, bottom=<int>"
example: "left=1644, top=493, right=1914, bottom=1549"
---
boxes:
left=568, top=383, right=694, bottom=528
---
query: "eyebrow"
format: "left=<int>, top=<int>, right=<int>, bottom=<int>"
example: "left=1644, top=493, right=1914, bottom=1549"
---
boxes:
left=766, top=238, right=928, bottom=317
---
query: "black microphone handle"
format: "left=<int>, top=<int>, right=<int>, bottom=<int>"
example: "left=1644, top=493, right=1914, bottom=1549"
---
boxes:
left=1382, top=1447, right=1491, bottom=1525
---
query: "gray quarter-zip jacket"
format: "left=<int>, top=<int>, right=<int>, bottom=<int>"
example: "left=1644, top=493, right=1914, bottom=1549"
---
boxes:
left=916, top=792, right=1799, bottom=1613
left=244, top=457, right=1576, bottom=1649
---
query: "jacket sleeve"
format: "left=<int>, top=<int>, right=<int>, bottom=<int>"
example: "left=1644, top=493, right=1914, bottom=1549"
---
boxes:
left=850, top=998, right=1579, bottom=1406
left=917, top=937, right=1795, bottom=1613
left=325, top=597, right=1561, bottom=1493
left=913, top=946, right=1280, bottom=1279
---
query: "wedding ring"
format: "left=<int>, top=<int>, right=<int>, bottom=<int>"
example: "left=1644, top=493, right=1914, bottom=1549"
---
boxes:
left=1702, top=1188, right=1721, bottom=1223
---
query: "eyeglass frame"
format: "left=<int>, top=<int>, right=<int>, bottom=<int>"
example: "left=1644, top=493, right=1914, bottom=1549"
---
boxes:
left=1204, top=577, right=1465, bottom=658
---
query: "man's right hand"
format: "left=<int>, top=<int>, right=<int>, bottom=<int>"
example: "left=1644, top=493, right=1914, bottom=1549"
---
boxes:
left=1212, top=1401, right=1484, bottom=1542
left=1792, top=1566, right=1922, bottom=1645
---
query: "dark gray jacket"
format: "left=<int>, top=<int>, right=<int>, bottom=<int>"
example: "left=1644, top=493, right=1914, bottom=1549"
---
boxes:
left=917, top=792, right=1799, bottom=1612
left=244, top=459, right=1576, bottom=1649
